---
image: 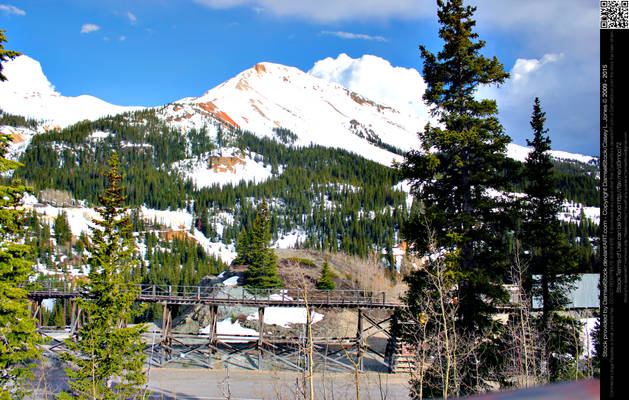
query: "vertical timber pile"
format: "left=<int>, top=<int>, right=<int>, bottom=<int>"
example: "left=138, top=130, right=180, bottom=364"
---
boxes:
left=207, top=305, right=218, bottom=367
left=257, top=307, right=264, bottom=370
left=161, top=303, right=172, bottom=366
left=70, top=300, right=82, bottom=336
left=31, top=300, right=42, bottom=328
left=356, top=308, right=364, bottom=371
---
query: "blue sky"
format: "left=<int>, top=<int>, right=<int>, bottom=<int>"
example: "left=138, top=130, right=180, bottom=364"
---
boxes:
left=1, top=0, right=599, bottom=155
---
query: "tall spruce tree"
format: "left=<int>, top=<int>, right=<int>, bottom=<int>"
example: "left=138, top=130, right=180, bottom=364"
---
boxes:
left=0, top=133, right=40, bottom=399
left=0, top=31, right=40, bottom=400
left=400, top=0, right=512, bottom=330
left=399, top=0, right=515, bottom=394
left=58, top=154, right=146, bottom=399
left=522, top=97, right=578, bottom=381
left=243, top=200, right=282, bottom=289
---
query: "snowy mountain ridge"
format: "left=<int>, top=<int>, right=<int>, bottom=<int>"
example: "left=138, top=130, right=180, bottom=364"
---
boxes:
left=0, top=55, right=597, bottom=167
left=0, top=55, right=142, bottom=129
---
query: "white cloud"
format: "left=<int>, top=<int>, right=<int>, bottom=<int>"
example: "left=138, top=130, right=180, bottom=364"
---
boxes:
left=127, top=11, right=137, bottom=24
left=0, top=4, right=25, bottom=15
left=320, top=30, right=387, bottom=42
left=80, top=24, right=100, bottom=34
left=476, top=52, right=598, bottom=155
left=309, top=53, right=434, bottom=122
left=193, top=0, right=434, bottom=22
left=119, top=36, right=127, bottom=41
left=510, top=53, right=564, bottom=84
left=471, top=0, right=598, bottom=61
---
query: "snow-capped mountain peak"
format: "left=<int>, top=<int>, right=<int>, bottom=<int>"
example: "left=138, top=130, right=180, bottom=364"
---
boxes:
left=0, top=55, right=143, bottom=128
left=160, top=61, right=428, bottom=166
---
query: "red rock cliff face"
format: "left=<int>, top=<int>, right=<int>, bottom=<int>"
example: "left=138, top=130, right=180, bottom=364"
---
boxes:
left=197, top=101, right=240, bottom=128
left=209, top=155, right=246, bottom=174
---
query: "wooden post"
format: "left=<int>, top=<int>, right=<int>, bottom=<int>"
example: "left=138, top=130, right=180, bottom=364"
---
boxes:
left=63, top=298, right=68, bottom=327
left=207, top=305, right=218, bottom=368
left=32, top=300, right=42, bottom=328
left=356, top=308, right=364, bottom=371
left=161, top=303, right=172, bottom=365
left=70, top=300, right=78, bottom=335
left=257, top=307, right=265, bottom=370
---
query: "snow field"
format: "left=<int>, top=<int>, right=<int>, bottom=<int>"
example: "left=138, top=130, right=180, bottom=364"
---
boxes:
left=172, top=147, right=279, bottom=189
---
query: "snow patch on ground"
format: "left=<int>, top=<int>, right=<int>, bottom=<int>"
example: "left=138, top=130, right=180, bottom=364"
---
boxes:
left=89, top=130, right=111, bottom=140
left=191, top=228, right=237, bottom=264
left=558, top=201, right=600, bottom=225
left=247, top=307, right=324, bottom=328
left=1, top=125, right=37, bottom=161
left=140, top=206, right=193, bottom=230
left=201, top=319, right=259, bottom=341
left=273, top=229, right=307, bottom=249
left=173, top=148, right=278, bottom=189
left=25, top=197, right=236, bottom=264
left=222, top=276, right=240, bottom=286
left=484, top=189, right=599, bottom=225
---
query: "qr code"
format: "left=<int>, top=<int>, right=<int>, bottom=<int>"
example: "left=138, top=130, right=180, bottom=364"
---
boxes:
left=601, top=1, right=629, bottom=28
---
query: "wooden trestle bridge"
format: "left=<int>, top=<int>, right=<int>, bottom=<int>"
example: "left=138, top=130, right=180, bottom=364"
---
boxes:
left=28, top=282, right=412, bottom=373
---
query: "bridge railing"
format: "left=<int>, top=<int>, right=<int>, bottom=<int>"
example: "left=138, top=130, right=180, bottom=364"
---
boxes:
left=136, top=284, right=388, bottom=305
left=28, top=280, right=83, bottom=294
left=30, top=282, right=393, bottom=306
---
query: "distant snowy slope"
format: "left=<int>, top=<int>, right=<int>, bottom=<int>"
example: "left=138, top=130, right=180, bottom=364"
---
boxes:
left=0, top=55, right=143, bottom=128
left=507, top=143, right=597, bottom=164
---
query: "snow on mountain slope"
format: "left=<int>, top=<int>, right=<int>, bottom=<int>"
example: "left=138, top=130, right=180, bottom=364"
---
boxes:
left=0, top=125, right=36, bottom=161
left=172, top=147, right=279, bottom=189
left=507, top=143, right=597, bottom=164
left=159, top=62, right=427, bottom=166
left=0, top=55, right=143, bottom=128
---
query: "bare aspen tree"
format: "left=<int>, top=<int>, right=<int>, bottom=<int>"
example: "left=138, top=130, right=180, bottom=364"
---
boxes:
left=503, top=240, right=544, bottom=388
left=400, top=229, right=495, bottom=399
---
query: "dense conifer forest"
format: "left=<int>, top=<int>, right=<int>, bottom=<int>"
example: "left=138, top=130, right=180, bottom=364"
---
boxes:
left=6, top=106, right=599, bottom=280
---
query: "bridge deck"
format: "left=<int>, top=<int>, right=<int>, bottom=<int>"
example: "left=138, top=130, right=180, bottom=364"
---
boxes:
left=28, top=283, right=405, bottom=309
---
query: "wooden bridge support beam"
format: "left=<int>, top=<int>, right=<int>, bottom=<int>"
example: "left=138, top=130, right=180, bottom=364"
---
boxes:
left=161, top=303, right=172, bottom=366
left=31, top=300, right=43, bottom=328
left=70, top=300, right=82, bottom=336
left=207, top=305, right=218, bottom=367
left=257, top=307, right=264, bottom=370
left=356, top=308, right=364, bottom=371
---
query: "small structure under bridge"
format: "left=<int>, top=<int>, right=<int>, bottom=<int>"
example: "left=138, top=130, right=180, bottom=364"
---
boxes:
left=28, top=282, right=410, bottom=374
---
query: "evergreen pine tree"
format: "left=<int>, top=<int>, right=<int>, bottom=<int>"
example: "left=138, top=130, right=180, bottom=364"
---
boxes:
left=0, top=29, right=20, bottom=81
left=0, top=33, right=41, bottom=400
left=400, top=0, right=512, bottom=329
left=58, top=154, right=146, bottom=399
left=316, top=259, right=335, bottom=290
left=54, top=210, right=72, bottom=248
left=399, top=0, right=514, bottom=393
left=50, top=300, right=66, bottom=327
left=244, top=200, right=282, bottom=289
left=233, top=227, right=251, bottom=266
left=522, top=97, right=578, bottom=381
left=0, top=132, right=41, bottom=399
